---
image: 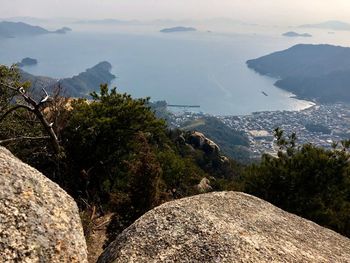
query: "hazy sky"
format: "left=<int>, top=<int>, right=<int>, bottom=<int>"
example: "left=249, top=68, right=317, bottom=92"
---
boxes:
left=2, top=0, right=350, bottom=25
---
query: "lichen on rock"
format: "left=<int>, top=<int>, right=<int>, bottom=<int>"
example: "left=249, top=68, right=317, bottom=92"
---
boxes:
left=98, top=191, right=350, bottom=263
left=0, top=146, right=88, bottom=262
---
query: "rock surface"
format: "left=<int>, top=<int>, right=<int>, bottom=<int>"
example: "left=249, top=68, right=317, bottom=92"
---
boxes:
left=189, top=131, right=220, bottom=154
left=196, top=178, right=212, bottom=193
left=0, top=147, right=88, bottom=262
left=98, top=191, right=350, bottom=263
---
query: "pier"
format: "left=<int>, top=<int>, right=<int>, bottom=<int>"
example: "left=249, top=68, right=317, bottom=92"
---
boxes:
left=167, top=104, right=200, bottom=109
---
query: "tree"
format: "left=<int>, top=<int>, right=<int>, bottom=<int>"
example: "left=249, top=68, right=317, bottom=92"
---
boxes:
left=0, top=65, right=60, bottom=154
left=243, top=129, right=350, bottom=237
left=62, top=84, right=167, bottom=208
left=127, top=132, right=162, bottom=219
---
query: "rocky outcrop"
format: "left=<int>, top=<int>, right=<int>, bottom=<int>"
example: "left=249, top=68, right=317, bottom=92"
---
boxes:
left=189, top=131, right=220, bottom=154
left=0, top=147, right=87, bottom=262
left=98, top=191, right=350, bottom=263
left=196, top=178, right=212, bottom=193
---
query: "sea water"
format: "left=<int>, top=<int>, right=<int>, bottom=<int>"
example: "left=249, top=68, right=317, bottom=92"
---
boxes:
left=1, top=26, right=342, bottom=115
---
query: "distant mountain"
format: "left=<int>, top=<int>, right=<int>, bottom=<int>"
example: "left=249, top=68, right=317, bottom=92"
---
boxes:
left=0, top=21, right=71, bottom=38
left=247, top=44, right=350, bottom=103
left=282, top=31, right=312, bottom=37
left=299, top=20, right=350, bottom=31
left=20, top=70, right=57, bottom=97
left=21, top=61, right=116, bottom=98
left=58, top=61, right=115, bottom=97
left=160, top=26, right=197, bottom=33
left=0, top=21, right=48, bottom=37
left=74, top=19, right=140, bottom=25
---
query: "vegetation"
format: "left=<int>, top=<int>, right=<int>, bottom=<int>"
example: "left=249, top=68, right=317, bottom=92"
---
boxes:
left=243, top=128, right=350, bottom=237
left=180, top=116, right=251, bottom=162
left=0, top=65, right=61, bottom=176
left=1, top=64, right=350, bottom=245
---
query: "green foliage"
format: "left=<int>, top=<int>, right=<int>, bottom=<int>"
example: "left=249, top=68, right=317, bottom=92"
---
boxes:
left=157, top=149, right=206, bottom=197
left=127, top=133, right=162, bottom=219
left=0, top=65, right=63, bottom=179
left=61, top=85, right=230, bottom=244
left=63, top=84, right=166, bottom=169
left=62, top=85, right=210, bottom=214
left=243, top=129, right=350, bottom=237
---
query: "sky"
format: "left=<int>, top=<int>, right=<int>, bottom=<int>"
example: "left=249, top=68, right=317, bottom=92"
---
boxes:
left=1, top=0, right=350, bottom=25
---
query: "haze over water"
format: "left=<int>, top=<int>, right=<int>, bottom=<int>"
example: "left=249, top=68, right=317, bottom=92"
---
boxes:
left=1, top=23, right=349, bottom=115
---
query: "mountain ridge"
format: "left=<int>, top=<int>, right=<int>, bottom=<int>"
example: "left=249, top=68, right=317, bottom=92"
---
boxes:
left=247, top=44, right=350, bottom=102
left=0, top=21, right=71, bottom=38
left=20, top=61, right=115, bottom=97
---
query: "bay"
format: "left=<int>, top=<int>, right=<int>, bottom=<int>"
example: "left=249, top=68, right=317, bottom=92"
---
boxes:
left=0, top=28, right=325, bottom=115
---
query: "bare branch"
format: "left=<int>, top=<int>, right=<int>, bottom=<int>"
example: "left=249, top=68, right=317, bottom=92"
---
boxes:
left=40, top=88, right=50, bottom=104
left=0, top=136, right=50, bottom=144
left=1, top=81, right=61, bottom=154
left=0, top=104, right=34, bottom=123
left=0, top=82, right=19, bottom=92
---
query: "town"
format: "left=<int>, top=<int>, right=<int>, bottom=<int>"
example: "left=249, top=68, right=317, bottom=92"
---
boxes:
left=168, top=103, right=350, bottom=159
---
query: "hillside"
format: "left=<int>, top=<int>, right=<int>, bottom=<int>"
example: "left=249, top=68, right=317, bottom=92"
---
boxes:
left=20, top=70, right=57, bottom=94
left=21, top=61, right=116, bottom=97
left=180, top=116, right=251, bottom=161
left=57, top=61, right=116, bottom=97
left=0, top=21, right=71, bottom=38
left=247, top=44, right=350, bottom=102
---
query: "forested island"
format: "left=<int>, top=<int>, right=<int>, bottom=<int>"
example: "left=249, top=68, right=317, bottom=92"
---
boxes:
left=20, top=61, right=115, bottom=97
left=160, top=26, right=197, bottom=33
left=18, top=57, right=38, bottom=67
left=247, top=44, right=350, bottom=102
left=282, top=31, right=312, bottom=37
left=0, top=21, right=72, bottom=38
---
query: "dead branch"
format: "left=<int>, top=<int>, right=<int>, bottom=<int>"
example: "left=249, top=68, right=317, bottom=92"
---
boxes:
left=39, top=88, right=50, bottom=104
left=0, top=136, right=50, bottom=144
left=0, top=82, right=60, bottom=154
left=0, top=104, right=34, bottom=122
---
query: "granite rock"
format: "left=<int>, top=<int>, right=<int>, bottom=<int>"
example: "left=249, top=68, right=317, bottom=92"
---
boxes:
left=98, top=191, right=350, bottom=263
left=0, top=147, right=88, bottom=262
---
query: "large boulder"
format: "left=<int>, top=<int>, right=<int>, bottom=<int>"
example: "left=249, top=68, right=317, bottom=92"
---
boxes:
left=98, top=192, right=350, bottom=263
left=0, top=147, right=87, bottom=262
left=189, top=131, right=220, bottom=154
